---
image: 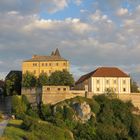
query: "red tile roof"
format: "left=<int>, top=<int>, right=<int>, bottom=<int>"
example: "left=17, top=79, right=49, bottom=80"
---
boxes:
left=76, top=67, right=129, bottom=85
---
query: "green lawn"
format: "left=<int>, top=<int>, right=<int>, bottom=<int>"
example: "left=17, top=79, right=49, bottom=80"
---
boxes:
left=2, top=120, right=26, bottom=140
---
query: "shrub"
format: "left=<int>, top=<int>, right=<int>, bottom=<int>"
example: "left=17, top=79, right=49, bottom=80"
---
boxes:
left=40, top=104, right=52, bottom=120
left=73, top=123, right=96, bottom=140
left=22, top=116, right=73, bottom=140
left=63, top=105, right=74, bottom=120
left=12, top=95, right=27, bottom=119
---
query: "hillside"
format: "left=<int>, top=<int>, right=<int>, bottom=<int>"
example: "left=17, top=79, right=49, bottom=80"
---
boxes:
left=3, top=95, right=140, bottom=140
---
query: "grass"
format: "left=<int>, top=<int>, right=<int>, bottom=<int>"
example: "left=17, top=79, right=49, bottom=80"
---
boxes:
left=2, top=118, right=73, bottom=140
left=2, top=119, right=26, bottom=140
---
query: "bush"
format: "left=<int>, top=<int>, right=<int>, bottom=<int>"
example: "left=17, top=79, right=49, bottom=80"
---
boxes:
left=73, top=123, right=96, bottom=140
left=63, top=105, right=74, bottom=120
left=12, top=95, right=27, bottom=119
left=40, top=104, right=52, bottom=120
left=22, top=116, right=73, bottom=140
left=27, top=108, right=39, bottom=118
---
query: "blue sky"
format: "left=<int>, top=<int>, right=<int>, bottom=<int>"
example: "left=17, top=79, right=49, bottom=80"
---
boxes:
left=0, top=0, right=140, bottom=83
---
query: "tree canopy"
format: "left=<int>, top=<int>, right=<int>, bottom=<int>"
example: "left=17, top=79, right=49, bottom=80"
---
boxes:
left=131, top=79, right=140, bottom=93
left=22, top=72, right=37, bottom=88
left=5, top=71, right=22, bottom=95
left=37, top=73, right=48, bottom=87
left=47, top=71, right=74, bottom=86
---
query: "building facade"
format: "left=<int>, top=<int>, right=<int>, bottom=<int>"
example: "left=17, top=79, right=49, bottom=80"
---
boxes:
left=22, top=49, right=70, bottom=77
left=75, top=67, right=131, bottom=94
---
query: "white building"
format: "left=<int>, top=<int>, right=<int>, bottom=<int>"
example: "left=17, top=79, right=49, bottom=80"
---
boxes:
left=75, top=67, right=131, bottom=94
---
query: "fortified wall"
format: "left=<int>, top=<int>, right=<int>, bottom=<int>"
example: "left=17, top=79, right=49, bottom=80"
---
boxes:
left=22, top=87, right=140, bottom=110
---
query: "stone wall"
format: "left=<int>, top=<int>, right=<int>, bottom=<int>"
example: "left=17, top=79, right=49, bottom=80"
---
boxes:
left=118, top=93, right=140, bottom=109
left=42, top=90, right=87, bottom=104
left=21, top=88, right=42, bottom=104
left=22, top=86, right=140, bottom=110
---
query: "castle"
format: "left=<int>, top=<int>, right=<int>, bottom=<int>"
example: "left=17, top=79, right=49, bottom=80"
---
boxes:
left=22, top=48, right=69, bottom=77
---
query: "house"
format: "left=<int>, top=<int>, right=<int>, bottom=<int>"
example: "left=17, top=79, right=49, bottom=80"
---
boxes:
left=75, top=67, right=131, bottom=94
left=22, top=48, right=70, bottom=77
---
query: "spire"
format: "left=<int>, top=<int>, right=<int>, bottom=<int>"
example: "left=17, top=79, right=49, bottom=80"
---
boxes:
left=51, top=51, right=55, bottom=56
left=54, top=48, right=61, bottom=57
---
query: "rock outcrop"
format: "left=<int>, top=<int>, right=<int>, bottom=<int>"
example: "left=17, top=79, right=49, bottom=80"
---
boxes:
left=73, top=101, right=93, bottom=123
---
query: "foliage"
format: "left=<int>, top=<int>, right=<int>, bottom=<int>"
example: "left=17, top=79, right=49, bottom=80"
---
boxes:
left=37, top=73, right=48, bottom=87
left=47, top=70, right=74, bottom=86
left=22, top=116, right=73, bottom=140
left=5, top=71, right=22, bottom=95
left=11, top=95, right=27, bottom=118
left=73, top=123, right=96, bottom=140
left=40, top=104, right=52, bottom=120
left=2, top=120, right=26, bottom=140
left=131, top=79, right=140, bottom=93
left=4, top=95, right=140, bottom=140
left=22, top=72, right=37, bottom=88
left=105, top=88, right=117, bottom=99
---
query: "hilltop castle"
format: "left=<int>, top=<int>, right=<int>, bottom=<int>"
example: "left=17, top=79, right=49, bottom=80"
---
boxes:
left=22, top=48, right=70, bottom=77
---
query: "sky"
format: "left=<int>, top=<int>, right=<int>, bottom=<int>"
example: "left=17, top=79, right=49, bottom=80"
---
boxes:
left=0, top=0, right=140, bottom=83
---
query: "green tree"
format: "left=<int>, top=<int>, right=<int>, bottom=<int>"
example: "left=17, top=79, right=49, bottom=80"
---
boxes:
left=5, top=71, right=22, bottom=96
left=12, top=95, right=27, bottom=118
left=22, top=72, right=37, bottom=88
left=131, top=79, right=139, bottom=93
left=37, top=73, right=48, bottom=87
left=48, top=71, right=74, bottom=86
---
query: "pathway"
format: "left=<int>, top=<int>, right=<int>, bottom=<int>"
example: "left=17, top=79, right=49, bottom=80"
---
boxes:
left=0, top=119, right=9, bottom=137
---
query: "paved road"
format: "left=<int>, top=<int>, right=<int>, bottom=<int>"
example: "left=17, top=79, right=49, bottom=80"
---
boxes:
left=0, top=119, right=9, bottom=137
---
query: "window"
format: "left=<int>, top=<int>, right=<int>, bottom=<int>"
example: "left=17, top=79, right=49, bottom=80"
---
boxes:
left=42, top=63, right=44, bottom=66
left=63, top=88, right=66, bottom=91
left=47, top=88, right=50, bottom=91
left=114, top=80, right=116, bottom=84
left=58, top=88, right=61, bottom=91
left=123, top=80, right=126, bottom=84
left=96, top=80, right=100, bottom=84
left=56, top=63, right=59, bottom=66
left=49, top=63, right=51, bottom=66
left=123, top=88, right=126, bottom=92
left=33, top=63, right=37, bottom=66
left=45, top=63, right=47, bottom=66
left=63, top=63, right=66, bottom=66
left=97, top=88, right=100, bottom=92
left=106, top=80, right=109, bottom=84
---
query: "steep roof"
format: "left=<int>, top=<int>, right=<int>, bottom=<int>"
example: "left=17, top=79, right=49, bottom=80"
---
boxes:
left=54, top=48, right=61, bottom=57
left=24, top=48, right=67, bottom=62
left=76, top=67, right=129, bottom=85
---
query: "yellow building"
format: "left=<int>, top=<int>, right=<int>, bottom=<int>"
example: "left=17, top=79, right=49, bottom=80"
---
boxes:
left=22, top=48, right=70, bottom=77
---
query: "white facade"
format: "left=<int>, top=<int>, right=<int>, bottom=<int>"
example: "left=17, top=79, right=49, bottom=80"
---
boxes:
left=87, top=77, right=130, bottom=94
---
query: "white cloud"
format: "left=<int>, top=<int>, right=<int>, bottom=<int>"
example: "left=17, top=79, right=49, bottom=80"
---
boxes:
left=74, top=0, right=83, bottom=5
left=117, top=8, right=129, bottom=16
left=23, top=17, right=92, bottom=34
